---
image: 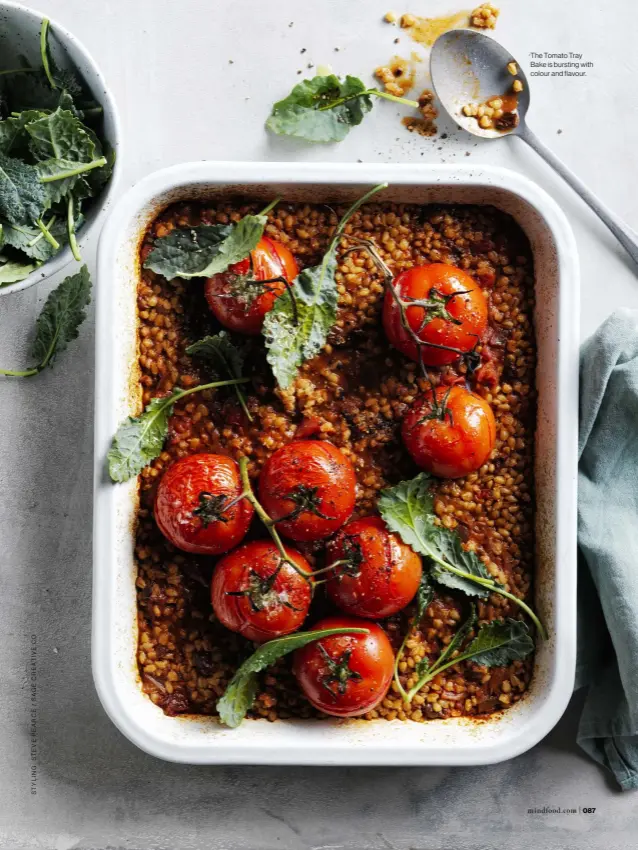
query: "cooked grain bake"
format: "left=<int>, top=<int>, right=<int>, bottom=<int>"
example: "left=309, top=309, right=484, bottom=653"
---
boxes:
left=132, top=194, right=537, bottom=724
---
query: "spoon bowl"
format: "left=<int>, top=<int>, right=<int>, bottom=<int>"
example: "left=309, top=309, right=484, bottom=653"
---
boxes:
left=430, top=28, right=530, bottom=138
left=430, top=28, right=638, bottom=267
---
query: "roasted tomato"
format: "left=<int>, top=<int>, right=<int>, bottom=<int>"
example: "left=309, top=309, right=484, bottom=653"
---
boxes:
left=154, top=453, right=253, bottom=555
left=325, top=516, right=422, bottom=618
left=293, top=615, right=394, bottom=717
left=258, top=440, right=356, bottom=542
left=204, top=236, right=298, bottom=335
left=211, top=540, right=313, bottom=642
left=382, top=263, right=488, bottom=366
left=402, top=385, right=496, bottom=478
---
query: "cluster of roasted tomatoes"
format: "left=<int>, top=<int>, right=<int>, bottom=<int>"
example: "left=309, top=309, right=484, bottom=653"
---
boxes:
left=152, top=237, right=498, bottom=717
left=207, top=237, right=496, bottom=481
left=155, top=442, right=407, bottom=717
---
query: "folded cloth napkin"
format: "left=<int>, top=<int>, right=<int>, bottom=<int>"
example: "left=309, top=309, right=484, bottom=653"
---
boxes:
left=577, top=308, right=638, bottom=790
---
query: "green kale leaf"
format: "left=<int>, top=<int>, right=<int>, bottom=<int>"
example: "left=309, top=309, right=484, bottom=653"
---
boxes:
left=266, top=75, right=374, bottom=143
left=1, top=211, right=84, bottom=261
left=461, top=619, right=535, bottom=667
left=107, top=390, right=182, bottom=483
left=262, top=245, right=338, bottom=388
left=378, top=472, right=547, bottom=639
left=107, top=377, right=249, bottom=482
left=143, top=213, right=268, bottom=281
left=217, top=626, right=369, bottom=728
left=0, top=152, right=47, bottom=225
left=0, top=265, right=91, bottom=374
left=263, top=183, right=386, bottom=387
left=0, top=255, right=37, bottom=285
left=186, top=331, right=252, bottom=421
left=378, top=472, right=493, bottom=597
left=31, top=263, right=92, bottom=367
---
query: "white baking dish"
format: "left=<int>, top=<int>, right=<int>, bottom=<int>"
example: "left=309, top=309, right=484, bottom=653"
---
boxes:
left=93, top=162, right=579, bottom=765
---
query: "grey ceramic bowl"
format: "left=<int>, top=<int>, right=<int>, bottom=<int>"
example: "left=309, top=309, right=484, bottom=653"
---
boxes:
left=0, top=0, right=121, bottom=297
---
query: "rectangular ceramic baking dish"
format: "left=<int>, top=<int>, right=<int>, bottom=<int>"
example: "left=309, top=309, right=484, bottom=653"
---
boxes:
left=93, top=162, right=579, bottom=765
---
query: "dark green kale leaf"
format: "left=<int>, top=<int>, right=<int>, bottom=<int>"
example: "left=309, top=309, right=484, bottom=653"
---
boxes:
left=263, top=183, right=386, bottom=387
left=463, top=619, right=535, bottom=667
left=266, top=75, right=374, bottom=143
left=186, top=331, right=253, bottom=421
left=217, top=626, right=369, bottom=728
left=0, top=211, right=84, bottom=261
left=378, top=472, right=547, bottom=638
left=31, top=263, right=92, bottom=367
left=143, top=207, right=275, bottom=281
left=0, top=152, right=48, bottom=225
left=0, top=265, right=91, bottom=374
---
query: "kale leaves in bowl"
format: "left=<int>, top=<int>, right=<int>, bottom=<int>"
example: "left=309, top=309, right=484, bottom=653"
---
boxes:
left=0, top=17, right=114, bottom=287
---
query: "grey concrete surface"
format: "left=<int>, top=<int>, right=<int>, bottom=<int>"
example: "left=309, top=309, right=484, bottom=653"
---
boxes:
left=1, top=0, right=638, bottom=848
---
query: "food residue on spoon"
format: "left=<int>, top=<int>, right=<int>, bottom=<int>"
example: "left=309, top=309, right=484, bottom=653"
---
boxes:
left=462, top=57, right=524, bottom=132
left=463, top=92, right=519, bottom=131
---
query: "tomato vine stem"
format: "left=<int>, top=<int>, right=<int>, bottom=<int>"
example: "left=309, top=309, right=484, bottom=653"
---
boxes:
left=309, top=559, right=350, bottom=579
left=236, top=456, right=311, bottom=582
left=343, top=238, right=476, bottom=378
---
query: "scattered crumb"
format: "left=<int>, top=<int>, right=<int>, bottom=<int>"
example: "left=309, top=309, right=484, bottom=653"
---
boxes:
left=400, top=13, right=416, bottom=27
left=470, top=3, right=500, bottom=28
left=288, top=21, right=294, bottom=27
left=402, top=116, right=437, bottom=136
left=53, top=647, right=59, bottom=654
left=334, top=47, right=340, bottom=51
left=465, top=151, right=471, bottom=156
left=300, top=47, right=307, bottom=54
left=307, top=62, right=314, bottom=69
left=507, top=61, right=518, bottom=75
left=394, top=37, right=400, bottom=43
left=557, top=129, right=563, bottom=134
left=297, top=70, right=302, bottom=75
left=402, top=88, right=438, bottom=136
left=512, top=79, right=523, bottom=93
left=418, top=88, right=437, bottom=120
left=228, top=59, right=234, bottom=64
left=384, top=11, right=397, bottom=23
left=374, top=55, right=416, bottom=97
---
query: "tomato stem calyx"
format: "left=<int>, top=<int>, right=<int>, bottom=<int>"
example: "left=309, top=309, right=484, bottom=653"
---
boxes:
left=277, top=483, right=335, bottom=524
left=222, top=272, right=299, bottom=326
left=318, top=644, right=362, bottom=696
left=417, top=384, right=454, bottom=426
left=406, top=287, right=470, bottom=333
left=192, top=491, right=231, bottom=527
left=226, top=567, right=301, bottom=613
left=322, top=536, right=364, bottom=580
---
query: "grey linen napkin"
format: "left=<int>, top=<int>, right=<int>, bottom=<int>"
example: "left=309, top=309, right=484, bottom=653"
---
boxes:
left=577, top=308, right=638, bottom=790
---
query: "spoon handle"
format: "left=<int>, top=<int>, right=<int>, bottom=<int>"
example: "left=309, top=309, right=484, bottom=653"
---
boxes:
left=518, top=124, right=638, bottom=266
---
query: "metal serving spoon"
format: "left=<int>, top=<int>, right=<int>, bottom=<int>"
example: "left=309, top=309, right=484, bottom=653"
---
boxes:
left=430, top=29, right=638, bottom=266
